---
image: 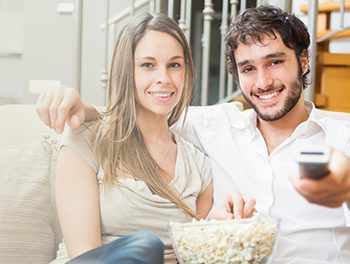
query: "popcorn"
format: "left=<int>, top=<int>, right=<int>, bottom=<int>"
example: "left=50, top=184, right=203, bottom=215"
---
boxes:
left=169, top=215, right=279, bottom=264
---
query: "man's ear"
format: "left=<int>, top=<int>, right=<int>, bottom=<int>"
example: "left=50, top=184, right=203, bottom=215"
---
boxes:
left=300, top=50, right=309, bottom=75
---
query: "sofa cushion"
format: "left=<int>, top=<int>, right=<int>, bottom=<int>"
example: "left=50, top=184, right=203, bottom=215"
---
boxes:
left=0, top=104, right=54, bottom=146
left=0, top=137, right=59, bottom=263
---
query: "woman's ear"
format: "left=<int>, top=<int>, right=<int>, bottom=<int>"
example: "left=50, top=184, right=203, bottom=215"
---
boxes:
left=300, top=50, right=309, bottom=75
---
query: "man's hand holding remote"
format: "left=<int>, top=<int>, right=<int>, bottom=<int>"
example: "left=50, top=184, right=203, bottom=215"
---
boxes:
left=291, top=149, right=350, bottom=208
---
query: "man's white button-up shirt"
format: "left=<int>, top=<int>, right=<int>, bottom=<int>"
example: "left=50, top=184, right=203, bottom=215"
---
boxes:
left=172, top=101, right=350, bottom=263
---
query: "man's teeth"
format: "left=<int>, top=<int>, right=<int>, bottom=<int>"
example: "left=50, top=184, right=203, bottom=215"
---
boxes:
left=258, top=91, right=280, bottom=100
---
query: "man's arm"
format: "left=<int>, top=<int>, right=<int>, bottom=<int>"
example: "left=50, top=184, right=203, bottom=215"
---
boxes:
left=291, top=149, right=350, bottom=208
left=36, top=86, right=100, bottom=133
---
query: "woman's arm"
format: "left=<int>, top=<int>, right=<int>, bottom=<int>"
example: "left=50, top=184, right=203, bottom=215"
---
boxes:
left=56, top=146, right=102, bottom=259
left=196, top=181, right=214, bottom=219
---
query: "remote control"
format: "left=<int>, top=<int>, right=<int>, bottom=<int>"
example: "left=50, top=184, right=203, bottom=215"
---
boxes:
left=294, top=145, right=330, bottom=180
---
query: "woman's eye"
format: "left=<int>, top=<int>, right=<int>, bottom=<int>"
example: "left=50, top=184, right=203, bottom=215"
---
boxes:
left=141, top=62, right=153, bottom=68
left=169, top=62, right=181, bottom=68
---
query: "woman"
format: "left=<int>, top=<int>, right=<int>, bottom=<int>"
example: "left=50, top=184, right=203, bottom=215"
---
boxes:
left=37, top=13, right=256, bottom=264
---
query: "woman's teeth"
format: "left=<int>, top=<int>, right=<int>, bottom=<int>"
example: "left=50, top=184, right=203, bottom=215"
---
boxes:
left=150, top=92, right=174, bottom=97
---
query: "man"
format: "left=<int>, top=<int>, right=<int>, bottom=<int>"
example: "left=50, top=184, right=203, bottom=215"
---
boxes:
left=37, top=6, right=350, bottom=263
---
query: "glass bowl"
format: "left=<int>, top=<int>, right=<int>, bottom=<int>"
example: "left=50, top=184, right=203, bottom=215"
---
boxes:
left=168, top=215, right=280, bottom=264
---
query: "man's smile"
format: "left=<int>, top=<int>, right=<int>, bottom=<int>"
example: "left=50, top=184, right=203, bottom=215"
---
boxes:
left=252, top=86, right=285, bottom=103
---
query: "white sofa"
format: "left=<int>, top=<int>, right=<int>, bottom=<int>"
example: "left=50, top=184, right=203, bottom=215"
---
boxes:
left=1, top=103, right=349, bottom=264
left=0, top=104, right=62, bottom=264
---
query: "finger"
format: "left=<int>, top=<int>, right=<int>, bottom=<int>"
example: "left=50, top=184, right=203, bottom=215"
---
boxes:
left=55, top=93, right=78, bottom=133
left=294, top=175, right=345, bottom=200
left=228, top=191, right=244, bottom=219
left=212, top=210, right=234, bottom=220
left=242, top=195, right=256, bottom=218
left=36, top=91, right=46, bottom=105
left=291, top=176, right=326, bottom=198
left=49, top=87, right=65, bottom=131
left=206, top=205, right=234, bottom=220
left=36, top=90, right=54, bottom=128
left=306, top=195, right=345, bottom=207
left=68, top=114, right=82, bottom=129
left=36, top=92, right=48, bottom=124
left=68, top=105, right=85, bottom=129
left=305, top=186, right=348, bottom=205
left=328, top=150, right=350, bottom=186
left=291, top=176, right=347, bottom=207
left=219, top=211, right=235, bottom=220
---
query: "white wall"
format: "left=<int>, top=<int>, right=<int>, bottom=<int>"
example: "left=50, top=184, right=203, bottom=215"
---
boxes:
left=1, top=0, right=141, bottom=105
left=0, top=0, right=23, bottom=103
left=80, top=1, right=106, bottom=106
left=264, top=0, right=292, bottom=11
left=21, top=0, right=76, bottom=103
left=81, top=0, right=151, bottom=106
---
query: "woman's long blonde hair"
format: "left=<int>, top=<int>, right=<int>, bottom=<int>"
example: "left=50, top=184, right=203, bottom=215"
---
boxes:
left=91, top=13, right=196, bottom=218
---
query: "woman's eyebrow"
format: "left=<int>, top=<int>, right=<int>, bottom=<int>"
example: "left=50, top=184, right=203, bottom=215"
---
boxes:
left=170, top=55, right=184, bottom=60
left=135, top=56, right=156, bottom=60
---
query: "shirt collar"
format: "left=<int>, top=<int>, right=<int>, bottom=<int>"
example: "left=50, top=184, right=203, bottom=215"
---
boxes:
left=230, top=108, right=256, bottom=129
left=303, top=100, right=327, bottom=133
left=229, top=100, right=326, bottom=133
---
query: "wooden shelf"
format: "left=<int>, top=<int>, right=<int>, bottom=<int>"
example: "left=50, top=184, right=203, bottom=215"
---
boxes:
left=317, top=29, right=350, bottom=40
left=318, top=52, right=350, bottom=65
left=301, top=1, right=350, bottom=13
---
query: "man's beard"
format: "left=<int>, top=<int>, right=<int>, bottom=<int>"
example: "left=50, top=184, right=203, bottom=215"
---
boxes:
left=241, top=72, right=303, bottom=122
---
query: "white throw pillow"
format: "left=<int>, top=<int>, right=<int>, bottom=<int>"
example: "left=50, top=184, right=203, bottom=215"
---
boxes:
left=0, top=138, right=58, bottom=263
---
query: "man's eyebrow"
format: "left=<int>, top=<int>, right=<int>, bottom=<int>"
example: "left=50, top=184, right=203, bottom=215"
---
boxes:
left=264, top=52, right=286, bottom=60
left=237, top=60, right=250, bottom=68
left=237, top=52, right=287, bottom=68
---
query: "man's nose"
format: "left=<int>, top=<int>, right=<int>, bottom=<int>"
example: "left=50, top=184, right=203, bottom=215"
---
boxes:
left=255, top=69, right=273, bottom=90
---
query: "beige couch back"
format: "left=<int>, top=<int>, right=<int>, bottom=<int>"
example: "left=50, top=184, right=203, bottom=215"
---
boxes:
left=0, top=104, right=62, bottom=263
left=0, top=104, right=54, bottom=145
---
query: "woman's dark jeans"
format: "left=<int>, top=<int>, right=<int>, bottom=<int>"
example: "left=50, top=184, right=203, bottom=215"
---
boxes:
left=67, top=230, right=164, bottom=264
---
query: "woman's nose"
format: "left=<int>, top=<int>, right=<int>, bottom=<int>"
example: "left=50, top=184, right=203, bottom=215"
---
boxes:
left=155, top=67, right=170, bottom=85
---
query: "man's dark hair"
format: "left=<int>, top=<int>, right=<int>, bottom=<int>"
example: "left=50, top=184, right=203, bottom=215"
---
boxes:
left=226, top=5, right=310, bottom=89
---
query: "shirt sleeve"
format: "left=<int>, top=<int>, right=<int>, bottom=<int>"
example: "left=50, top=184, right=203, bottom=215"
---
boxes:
left=171, top=103, right=244, bottom=155
left=59, top=122, right=99, bottom=173
left=176, top=135, right=213, bottom=196
left=170, top=107, right=207, bottom=154
left=199, top=153, right=213, bottom=195
left=342, top=132, right=350, bottom=226
left=187, top=138, right=213, bottom=195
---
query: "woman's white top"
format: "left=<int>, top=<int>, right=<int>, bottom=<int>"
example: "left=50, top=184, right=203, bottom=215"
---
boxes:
left=51, top=123, right=212, bottom=264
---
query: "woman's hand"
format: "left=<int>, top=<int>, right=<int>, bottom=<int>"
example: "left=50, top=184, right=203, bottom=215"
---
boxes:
left=36, top=85, right=94, bottom=133
left=206, top=191, right=256, bottom=220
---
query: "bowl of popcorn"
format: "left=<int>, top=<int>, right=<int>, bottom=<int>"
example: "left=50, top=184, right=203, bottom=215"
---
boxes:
left=168, top=214, right=280, bottom=264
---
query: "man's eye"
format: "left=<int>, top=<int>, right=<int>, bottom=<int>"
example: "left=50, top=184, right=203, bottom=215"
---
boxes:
left=270, top=60, right=283, bottom=66
left=169, top=62, right=181, bottom=68
left=242, top=66, right=253, bottom=73
left=141, top=63, right=153, bottom=68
